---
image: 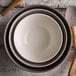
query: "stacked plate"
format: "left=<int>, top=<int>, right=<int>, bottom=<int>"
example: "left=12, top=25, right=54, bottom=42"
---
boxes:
left=4, top=5, right=71, bottom=72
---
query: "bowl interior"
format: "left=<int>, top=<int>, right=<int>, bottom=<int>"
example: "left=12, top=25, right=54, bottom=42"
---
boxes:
left=12, top=13, right=63, bottom=63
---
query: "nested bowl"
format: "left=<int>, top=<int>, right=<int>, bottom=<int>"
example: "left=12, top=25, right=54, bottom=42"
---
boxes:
left=4, top=5, right=71, bottom=72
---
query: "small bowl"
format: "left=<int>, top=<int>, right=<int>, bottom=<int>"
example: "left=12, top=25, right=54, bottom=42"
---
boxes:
left=4, top=5, right=71, bottom=72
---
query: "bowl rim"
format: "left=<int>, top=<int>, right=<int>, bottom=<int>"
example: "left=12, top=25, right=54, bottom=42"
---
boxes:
left=4, top=5, right=72, bottom=72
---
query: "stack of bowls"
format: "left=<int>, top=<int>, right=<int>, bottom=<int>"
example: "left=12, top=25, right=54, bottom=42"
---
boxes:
left=4, top=5, right=71, bottom=72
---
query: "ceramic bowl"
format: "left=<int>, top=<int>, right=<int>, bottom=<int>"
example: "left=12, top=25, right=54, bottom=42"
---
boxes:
left=4, top=5, right=71, bottom=72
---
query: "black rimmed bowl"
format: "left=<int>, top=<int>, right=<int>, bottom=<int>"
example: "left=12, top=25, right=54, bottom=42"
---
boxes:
left=4, top=5, right=72, bottom=72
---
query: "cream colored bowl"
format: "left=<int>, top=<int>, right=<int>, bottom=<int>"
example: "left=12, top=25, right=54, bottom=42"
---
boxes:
left=9, top=13, right=63, bottom=63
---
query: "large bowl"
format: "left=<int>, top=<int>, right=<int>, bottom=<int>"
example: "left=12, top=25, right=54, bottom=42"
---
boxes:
left=4, top=5, right=71, bottom=72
